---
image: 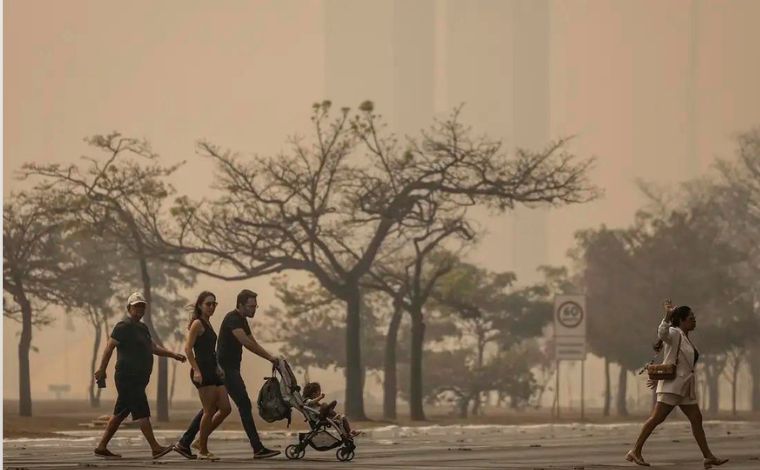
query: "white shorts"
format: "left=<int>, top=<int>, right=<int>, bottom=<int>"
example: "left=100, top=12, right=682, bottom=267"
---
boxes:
left=657, top=392, right=698, bottom=406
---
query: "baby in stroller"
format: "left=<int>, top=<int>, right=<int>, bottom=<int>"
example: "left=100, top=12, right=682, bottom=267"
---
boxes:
left=270, top=360, right=357, bottom=462
left=302, top=382, right=360, bottom=438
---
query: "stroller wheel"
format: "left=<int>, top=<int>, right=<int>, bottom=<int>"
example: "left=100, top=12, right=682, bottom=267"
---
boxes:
left=285, top=445, right=305, bottom=460
left=336, top=447, right=355, bottom=462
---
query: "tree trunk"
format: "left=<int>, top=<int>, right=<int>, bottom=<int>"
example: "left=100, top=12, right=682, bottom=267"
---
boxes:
left=476, top=335, right=485, bottom=369
left=706, top=368, right=720, bottom=415
left=750, top=343, right=760, bottom=412
left=731, top=371, right=737, bottom=416
left=731, top=353, right=743, bottom=416
left=344, top=286, right=367, bottom=420
left=699, top=375, right=707, bottom=410
left=458, top=395, right=469, bottom=419
left=137, top=255, right=169, bottom=422
left=471, top=326, right=485, bottom=417
left=89, top=317, right=103, bottom=408
left=17, top=290, right=33, bottom=417
left=535, top=367, right=552, bottom=408
left=383, top=304, right=403, bottom=420
left=603, top=357, right=611, bottom=416
left=616, top=366, right=628, bottom=417
left=409, top=308, right=426, bottom=421
left=170, top=351, right=178, bottom=408
left=471, top=392, right=482, bottom=416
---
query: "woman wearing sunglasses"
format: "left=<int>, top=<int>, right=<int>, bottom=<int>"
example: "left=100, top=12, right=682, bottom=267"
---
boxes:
left=176, top=291, right=231, bottom=460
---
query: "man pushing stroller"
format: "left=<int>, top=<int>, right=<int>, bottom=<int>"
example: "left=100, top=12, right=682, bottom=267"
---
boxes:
left=175, top=289, right=280, bottom=460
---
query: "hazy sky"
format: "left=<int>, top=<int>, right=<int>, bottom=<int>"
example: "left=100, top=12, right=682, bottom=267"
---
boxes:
left=4, top=0, right=760, bottom=406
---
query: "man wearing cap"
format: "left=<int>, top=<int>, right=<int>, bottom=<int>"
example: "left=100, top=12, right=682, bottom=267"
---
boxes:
left=93, top=292, right=187, bottom=459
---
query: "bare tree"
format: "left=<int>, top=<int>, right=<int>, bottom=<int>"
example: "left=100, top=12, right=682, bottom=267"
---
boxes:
left=83, top=304, right=113, bottom=408
left=363, top=206, right=472, bottom=421
left=712, top=129, right=760, bottom=411
left=382, top=299, right=405, bottom=420
left=57, top=229, right=128, bottom=408
left=722, top=346, right=747, bottom=416
left=20, top=133, right=186, bottom=421
left=157, top=102, right=599, bottom=419
left=3, top=191, right=86, bottom=416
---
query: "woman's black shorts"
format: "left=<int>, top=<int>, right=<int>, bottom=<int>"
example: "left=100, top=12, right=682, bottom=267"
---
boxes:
left=190, top=364, right=224, bottom=389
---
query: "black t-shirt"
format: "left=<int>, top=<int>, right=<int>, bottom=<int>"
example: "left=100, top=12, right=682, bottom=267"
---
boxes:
left=217, top=311, right=251, bottom=369
left=111, top=319, right=153, bottom=380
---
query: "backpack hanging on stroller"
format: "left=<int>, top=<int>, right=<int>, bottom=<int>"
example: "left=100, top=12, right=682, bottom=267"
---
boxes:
left=257, top=373, right=292, bottom=426
left=260, top=359, right=357, bottom=462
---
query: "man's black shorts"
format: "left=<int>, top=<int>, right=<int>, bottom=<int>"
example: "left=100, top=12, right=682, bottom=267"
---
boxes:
left=114, top=375, right=150, bottom=420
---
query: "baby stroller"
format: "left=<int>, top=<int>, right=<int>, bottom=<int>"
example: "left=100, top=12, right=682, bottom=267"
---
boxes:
left=269, top=360, right=357, bottom=462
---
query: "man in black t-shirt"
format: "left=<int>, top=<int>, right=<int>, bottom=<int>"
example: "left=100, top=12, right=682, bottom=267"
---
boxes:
left=93, top=292, right=187, bottom=459
left=175, top=289, right=281, bottom=460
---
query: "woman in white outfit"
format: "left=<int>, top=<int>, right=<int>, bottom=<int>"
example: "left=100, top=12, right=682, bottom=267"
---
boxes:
left=626, top=300, right=728, bottom=469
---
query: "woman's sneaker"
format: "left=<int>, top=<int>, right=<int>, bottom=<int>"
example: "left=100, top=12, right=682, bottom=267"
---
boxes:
left=253, top=448, right=281, bottom=459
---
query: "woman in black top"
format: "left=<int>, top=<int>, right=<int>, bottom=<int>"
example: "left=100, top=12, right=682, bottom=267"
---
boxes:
left=183, top=291, right=231, bottom=460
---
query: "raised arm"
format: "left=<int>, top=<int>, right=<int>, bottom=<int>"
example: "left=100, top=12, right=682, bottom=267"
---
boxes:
left=304, top=393, right=325, bottom=406
left=232, top=328, right=276, bottom=363
left=657, top=299, right=677, bottom=343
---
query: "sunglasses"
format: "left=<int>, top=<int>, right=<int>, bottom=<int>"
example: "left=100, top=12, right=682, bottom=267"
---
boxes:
left=203, top=301, right=218, bottom=307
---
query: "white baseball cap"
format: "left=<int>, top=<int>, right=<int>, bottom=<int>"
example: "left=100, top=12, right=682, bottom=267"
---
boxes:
left=127, top=292, right=147, bottom=307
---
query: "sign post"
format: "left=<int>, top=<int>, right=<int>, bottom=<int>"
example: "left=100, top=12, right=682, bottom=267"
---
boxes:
left=48, top=384, right=71, bottom=400
left=554, top=295, right=587, bottom=420
left=581, top=358, right=585, bottom=421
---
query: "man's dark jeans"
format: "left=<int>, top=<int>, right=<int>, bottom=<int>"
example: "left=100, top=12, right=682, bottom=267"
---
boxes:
left=179, top=367, right=263, bottom=452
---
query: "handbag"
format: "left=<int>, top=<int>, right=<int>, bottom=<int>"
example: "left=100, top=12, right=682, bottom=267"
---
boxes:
left=644, top=333, right=681, bottom=381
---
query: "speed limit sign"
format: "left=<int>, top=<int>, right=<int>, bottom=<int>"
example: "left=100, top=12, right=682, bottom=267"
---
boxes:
left=554, top=295, right=586, bottom=336
left=554, top=295, right=586, bottom=360
left=556, top=301, right=584, bottom=328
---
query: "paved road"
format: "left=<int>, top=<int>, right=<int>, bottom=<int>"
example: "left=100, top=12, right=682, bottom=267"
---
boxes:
left=4, top=421, right=760, bottom=469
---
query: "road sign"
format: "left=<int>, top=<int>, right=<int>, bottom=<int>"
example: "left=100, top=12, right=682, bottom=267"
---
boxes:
left=555, top=337, right=586, bottom=360
left=553, top=295, right=588, bottom=420
left=554, top=295, right=586, bottom=360
left=554, top=295, right=586, bottom=337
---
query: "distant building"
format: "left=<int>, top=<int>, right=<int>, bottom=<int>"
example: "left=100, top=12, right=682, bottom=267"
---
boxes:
left=325, top=1, right=552, bottom=283
left=444, top=0, right=550, bottom=283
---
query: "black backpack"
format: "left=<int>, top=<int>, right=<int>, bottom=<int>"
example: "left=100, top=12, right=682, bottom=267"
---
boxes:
left=257, top=375, right=292, bottom=426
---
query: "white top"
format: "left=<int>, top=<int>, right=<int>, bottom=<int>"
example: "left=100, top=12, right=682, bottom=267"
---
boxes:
left=655, top=319, right=698, bottom=398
